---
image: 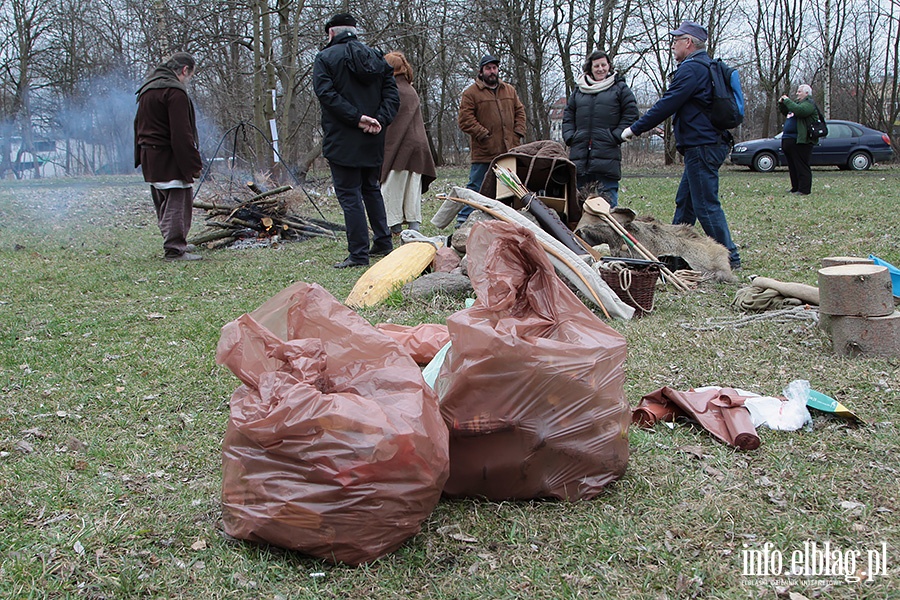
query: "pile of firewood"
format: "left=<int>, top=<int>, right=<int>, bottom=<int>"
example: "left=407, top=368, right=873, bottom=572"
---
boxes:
left=190, top=182, right=339, bottom=249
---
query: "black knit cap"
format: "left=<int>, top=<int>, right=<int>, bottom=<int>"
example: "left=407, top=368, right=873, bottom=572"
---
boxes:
left=479, top=55, right=500, bottom=70
left=325, top=13, right=356, bottom=32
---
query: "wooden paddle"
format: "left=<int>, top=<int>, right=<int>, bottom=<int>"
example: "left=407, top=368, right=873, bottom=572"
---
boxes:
left=583, top=197, right=691, bottom=292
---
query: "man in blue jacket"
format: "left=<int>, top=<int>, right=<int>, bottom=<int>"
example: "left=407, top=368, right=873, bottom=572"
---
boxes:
left=621, top=21, right=741, bottom=270
left=314, top=13, right=400, bottom=268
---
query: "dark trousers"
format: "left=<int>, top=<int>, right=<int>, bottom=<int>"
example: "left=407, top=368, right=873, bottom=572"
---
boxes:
left=150, top=186, right=193, bottom=257
left=456, top=162, right=491, bottom=225
left=673, top=142, right=741, bottom=267
left=329, top=163, right=392, bottom=262
left=576, top=173, right=620, bottom=208
left=782, top=138, right=813, bottom=194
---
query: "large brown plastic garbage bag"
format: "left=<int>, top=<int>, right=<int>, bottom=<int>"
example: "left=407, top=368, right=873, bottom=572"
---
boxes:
left=376, top=322, right=450, bottom=365
left=216, top=282, right=450, bottom=565
left=634, top=387, right=760, bottom=450
left=435, top=221, right=630, bottom=500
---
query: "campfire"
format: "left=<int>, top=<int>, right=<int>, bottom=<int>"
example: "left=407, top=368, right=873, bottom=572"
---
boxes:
left=190, top=181, right=340, bottom=249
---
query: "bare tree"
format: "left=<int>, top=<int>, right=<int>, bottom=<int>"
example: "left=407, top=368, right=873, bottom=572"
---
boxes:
left=552, top=0, right=636, bottom=97
left=872, top=0, right=900, bottom=152
left=811, top=0, right=850, bottom=118
left=631, top=0, right=690, bottom=164
left=745, top=0, right=804, bottom=138
left=0, top=0, right=895, bottom=180
left=1, top=0, right=54, bottom=177
left=456, top=0, right=560, bottom=141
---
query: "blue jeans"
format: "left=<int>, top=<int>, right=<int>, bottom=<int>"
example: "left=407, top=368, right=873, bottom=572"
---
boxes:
left=576, top=174, right=619, bottom=208
left=456, top=162, right=491, bottom=225
left=673, top=143, right=740, bottom=266
left=329, top=163, right=392, bottom=262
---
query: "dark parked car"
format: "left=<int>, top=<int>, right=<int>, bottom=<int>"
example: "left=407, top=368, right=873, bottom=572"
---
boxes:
left=730, top=120, right=893, bottom=172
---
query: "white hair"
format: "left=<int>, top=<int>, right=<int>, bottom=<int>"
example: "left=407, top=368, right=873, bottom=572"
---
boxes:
left=798, top=84, right=812, bottom=94
left=689, top=36, right=707, bottom=51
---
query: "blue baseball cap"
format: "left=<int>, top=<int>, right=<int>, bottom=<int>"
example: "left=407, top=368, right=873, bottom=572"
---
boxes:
left=670, top=21, right=708, bottom=42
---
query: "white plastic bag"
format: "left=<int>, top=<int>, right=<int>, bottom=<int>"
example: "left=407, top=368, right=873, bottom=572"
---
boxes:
left=744, top=379, right=813, bottom=431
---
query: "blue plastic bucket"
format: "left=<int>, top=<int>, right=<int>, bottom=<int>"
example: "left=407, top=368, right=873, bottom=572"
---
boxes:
left=869, top=255, right=900, bottom=298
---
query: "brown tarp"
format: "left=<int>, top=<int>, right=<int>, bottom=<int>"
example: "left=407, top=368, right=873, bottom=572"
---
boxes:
left=634, top=387, right=761, bottom=450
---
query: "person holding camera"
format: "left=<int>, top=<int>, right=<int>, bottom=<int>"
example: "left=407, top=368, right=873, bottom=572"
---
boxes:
left=778, top=84, right=819, bottom=196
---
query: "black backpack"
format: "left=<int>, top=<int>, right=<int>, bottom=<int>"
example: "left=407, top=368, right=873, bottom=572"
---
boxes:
left=807, top=105, right=828, bottom=141
left=705, top=59, right=744, bottom=130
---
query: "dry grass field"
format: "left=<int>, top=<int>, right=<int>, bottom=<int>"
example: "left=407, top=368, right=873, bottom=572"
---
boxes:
left=0, top=164, right=897, bottom=599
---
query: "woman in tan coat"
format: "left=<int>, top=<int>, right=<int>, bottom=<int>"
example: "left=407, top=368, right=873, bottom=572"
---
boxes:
left=380, top=52, right=437, bottom=234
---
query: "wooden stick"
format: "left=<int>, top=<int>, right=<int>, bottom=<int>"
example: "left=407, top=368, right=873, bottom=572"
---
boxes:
left=247, top=198, right=280, bottom=208
left=248, top=185, right=292, bottom=202
left=574, top=233, right=604, bottom=261
left=205, top=221, right=242, bottom=229
left=540, top=241, right=611, bottom=319
left=207, top=236, right=237, bottom=250
left=193, top=199, right=231, bottom=211
left=230, top=217, right=260, bottom=229
left=188, top=229, right=238, bottom=244
left=287, top=227, right=339, bottom=239
left=275, top=216, right=337, bottom=237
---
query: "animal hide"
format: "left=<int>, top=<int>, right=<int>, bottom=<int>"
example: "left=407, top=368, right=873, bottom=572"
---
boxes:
left=576, top=208, right=735, bottom=282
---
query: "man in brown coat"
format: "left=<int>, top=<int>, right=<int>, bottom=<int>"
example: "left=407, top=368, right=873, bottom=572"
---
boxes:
left=134, top=52, right=204, bottom=261
left=456, top=55, right=526, bottom=225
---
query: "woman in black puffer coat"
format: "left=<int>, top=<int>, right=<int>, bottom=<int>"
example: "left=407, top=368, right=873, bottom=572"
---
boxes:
left=562, top=51, right=639, bottom=208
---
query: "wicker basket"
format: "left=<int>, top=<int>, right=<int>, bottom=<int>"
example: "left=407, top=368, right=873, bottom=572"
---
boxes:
left=598, top=264, right=659, bottom=318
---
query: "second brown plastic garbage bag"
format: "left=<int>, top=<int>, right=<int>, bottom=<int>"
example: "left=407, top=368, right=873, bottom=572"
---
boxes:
left=216, top=282, right=450, bottom=565
left=435, top=220, right=630, bottom=501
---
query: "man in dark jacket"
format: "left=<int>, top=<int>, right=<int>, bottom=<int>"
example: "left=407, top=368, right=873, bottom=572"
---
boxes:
left=621, top=22, right=741, bottom=270
left=134, top=52, right=204, bottom=261
left=456, top=55, right=526, bottom=225
left=313, top=13, right=400, bottom=268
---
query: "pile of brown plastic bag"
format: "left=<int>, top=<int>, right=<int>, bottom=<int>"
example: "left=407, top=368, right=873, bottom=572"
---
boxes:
left=216, top=283, right=449, bottom=565
left=435, top=221, right=630, bottom=500
left=376, top=322, right=450, bottom=365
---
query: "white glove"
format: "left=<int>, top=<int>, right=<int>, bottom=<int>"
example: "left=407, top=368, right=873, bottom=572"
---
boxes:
left=621, top=127, right=636, bottom=142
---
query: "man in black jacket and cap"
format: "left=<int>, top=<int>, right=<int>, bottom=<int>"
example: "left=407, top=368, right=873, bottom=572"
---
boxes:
left=313, top=13, right=400, bottom=268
